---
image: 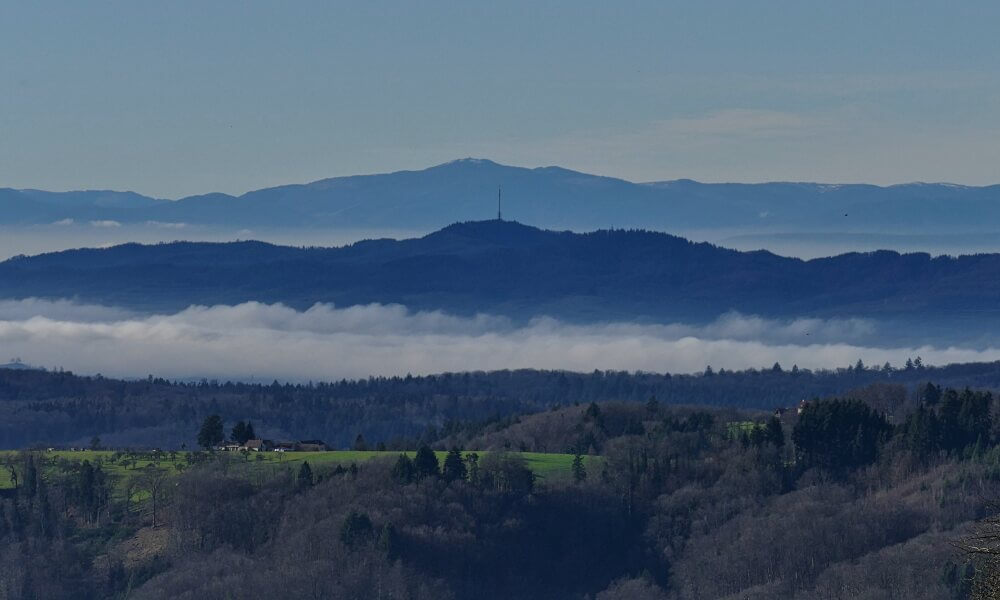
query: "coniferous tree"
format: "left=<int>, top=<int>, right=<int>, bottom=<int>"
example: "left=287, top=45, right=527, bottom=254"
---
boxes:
left=340, top=510, right=374, bottom=548
left=466, top=452, right=481, bottom=486
left=922, top=382, right=942, bottom=405
left=764, top=416, right=785, bottom=448
left=442, top=447, right=467, bottom=482
left=197, top=415, right=225, bottom=449
left=392, top=454, right=416, bottom=484
left=244, top=421, right=256, bottom=441
left=572, top=453, right=587, bottom=483
left=297, top=460, right=314, bottom=488
left=413, top=445, right=440, bottom=479
left=231, top=421, right=248, bottom=444
left=903, top=404, right=940, bottom=458
left=353, top=433, right=369, bottom=451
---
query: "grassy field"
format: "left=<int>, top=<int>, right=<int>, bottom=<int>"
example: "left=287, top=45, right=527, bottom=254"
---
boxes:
left=0, top=449, right=599, bottom=489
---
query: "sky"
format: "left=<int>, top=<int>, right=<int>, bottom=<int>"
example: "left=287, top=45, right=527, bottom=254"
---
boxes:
left=2, top=1, right=1000, bottom=197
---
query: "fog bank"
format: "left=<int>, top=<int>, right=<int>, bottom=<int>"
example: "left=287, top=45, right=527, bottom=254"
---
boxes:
left=1, top=300, right=997, bottom=381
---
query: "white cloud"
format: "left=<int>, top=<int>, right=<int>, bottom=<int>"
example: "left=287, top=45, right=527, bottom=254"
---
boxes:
left=51, top=218, right=74, bottom=226
left=89, top=220, right=121, bottom=228
left=145, top=221, right=188, bottom=229
left=0, top=300, right=997, bottom=381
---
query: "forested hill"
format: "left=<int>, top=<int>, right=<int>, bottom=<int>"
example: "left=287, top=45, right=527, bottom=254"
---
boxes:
left=3, top=220, right=1000, bottom=323
left=3, top=360, right=1000, bottom=449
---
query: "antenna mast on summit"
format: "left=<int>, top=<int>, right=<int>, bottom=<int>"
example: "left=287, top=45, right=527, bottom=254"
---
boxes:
left=497, top=185, right=502, bottom=221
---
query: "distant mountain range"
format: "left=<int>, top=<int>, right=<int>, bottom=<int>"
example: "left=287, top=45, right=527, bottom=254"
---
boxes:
left=3, top=220, right=1000, bottom=339
left=3, top=158, right=1000, bottom=232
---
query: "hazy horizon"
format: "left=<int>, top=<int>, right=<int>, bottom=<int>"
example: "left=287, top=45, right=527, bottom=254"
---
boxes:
left=4, top=2, right=1000, bottom=197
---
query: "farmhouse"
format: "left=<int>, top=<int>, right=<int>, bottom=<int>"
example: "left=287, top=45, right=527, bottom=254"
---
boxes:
left=243, top=439, right=274, bottom=451
left=296, top=440, right=328, bottom=452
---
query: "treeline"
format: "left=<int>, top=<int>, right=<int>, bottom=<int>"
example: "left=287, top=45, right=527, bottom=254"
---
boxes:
left=6, top=360, right=1000, bottom=449
left=3, top=382, right=1000, bottom=598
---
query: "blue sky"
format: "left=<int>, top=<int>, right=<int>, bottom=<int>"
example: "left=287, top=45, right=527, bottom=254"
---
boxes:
left=2, top=1, right=999, bottom=197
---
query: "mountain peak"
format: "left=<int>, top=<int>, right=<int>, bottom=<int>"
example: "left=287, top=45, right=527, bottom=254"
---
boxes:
left=437, top=157, right=503, bottom=168
left=425, top=219, right=557, bottom=248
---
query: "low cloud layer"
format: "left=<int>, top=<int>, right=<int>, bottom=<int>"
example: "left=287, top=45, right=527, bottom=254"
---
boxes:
left=1, top=299, right=999, bottom=381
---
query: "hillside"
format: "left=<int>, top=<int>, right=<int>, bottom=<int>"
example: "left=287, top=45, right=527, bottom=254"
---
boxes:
left=2, top=220, right=1000, bottom=329
left=4, top=158, right=1000, bottom=232
left=3, top=360, right=1000, bottom=450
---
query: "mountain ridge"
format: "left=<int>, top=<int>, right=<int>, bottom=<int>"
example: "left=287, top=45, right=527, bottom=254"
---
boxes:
left=4, top=159, right=1000, bottom=232
left=3, top=220, right=1000, bottom=341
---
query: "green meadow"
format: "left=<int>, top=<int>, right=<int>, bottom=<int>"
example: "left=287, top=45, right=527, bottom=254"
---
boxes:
left=0, top=449, right=599, bottom=490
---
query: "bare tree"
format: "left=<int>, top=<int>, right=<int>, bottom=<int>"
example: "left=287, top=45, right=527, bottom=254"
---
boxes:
left=956, top=508, right=1000, bottom=599
left=137, top=465, right=171, bottom=528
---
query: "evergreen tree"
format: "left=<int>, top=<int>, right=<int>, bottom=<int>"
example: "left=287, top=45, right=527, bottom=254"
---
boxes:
left=340, top=510, right=374, bottom=548
left=297, top=460, right=314, bottom=488
left=903, top=404, right=940, bottom=458
left=442, top=447, right=467, bottom=483
left=792, top=399, right=891, bottom=471
left=413, top=445, right=439, bottom=479
left=197, top=415, right=225, bottom=449
left=231, top=421, right=248, bottom=444
left=353, top=433, right=369, bottom=451
left=466, top=452, right=481, bottom=486
left=392, top=454, right=415, bottom=484
left=764, top=416, right=785, bottom=448
left=572, top=453, right=587, bottom=483
left=244, top=421, right=256, bottom=441
left=923, top=382, right=942, bottom=405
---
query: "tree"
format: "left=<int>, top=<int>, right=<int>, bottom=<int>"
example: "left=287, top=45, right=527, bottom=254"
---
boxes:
left=378, top=523, right=400, bottom=559
left=137, top=465, right=170, bottom=527
left=922, top=382, right=942, bottom=405
left=903, top=404, right=940, bottom=458
left=572, top=453, right=587, bottom=483
left=340, top=510, right=374, bottom=548
left=764, top=416, right=785, bottom=448
left=353, top=433, right=368, bottom=451
left=413, top=445, right=439, bottom=479
left=479, top=452, right=535, bottom=495
left=392, top=454, right=416, bottom=484
left=198, top=415, right=224, bottom=449
left=442, top=447, right=467, bottom=483
left=231, top=421, right=247, bottom=444
left=89, top=435, right=101, bottom=451
left=297, top=461, right=314, bottom=489
left=466, top=452, right=481, bottom=486
left=792, top=399, right=891, bottom=472
left=244, top=420, right=256, bottom=441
